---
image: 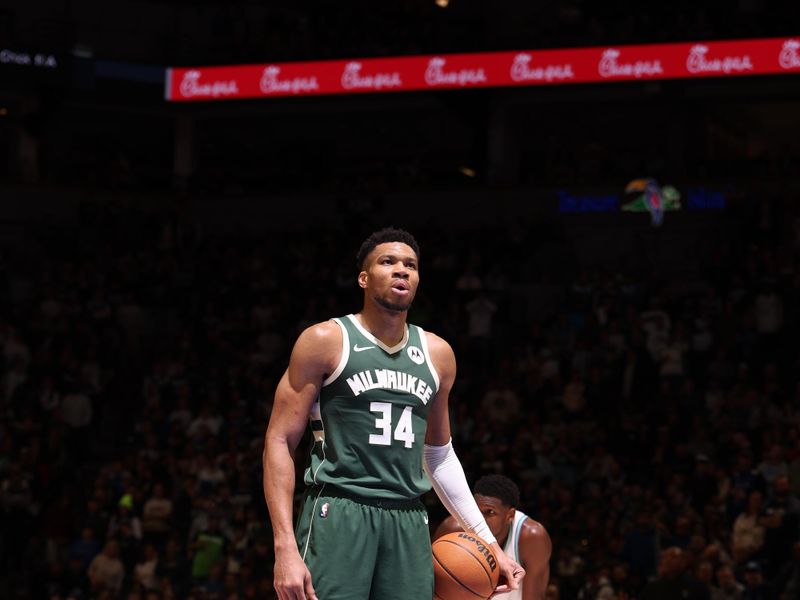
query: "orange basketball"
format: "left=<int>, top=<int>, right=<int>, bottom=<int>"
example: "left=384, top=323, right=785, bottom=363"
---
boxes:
left=432, top=532, right=500, bottom=600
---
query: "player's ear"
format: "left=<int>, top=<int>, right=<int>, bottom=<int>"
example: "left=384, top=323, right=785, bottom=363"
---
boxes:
left=506, top=507, right=516, bottom=524
left=358, top=271, right=368, bottom=289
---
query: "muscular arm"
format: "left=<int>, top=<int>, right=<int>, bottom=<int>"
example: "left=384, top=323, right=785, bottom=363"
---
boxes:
left=424, top=332, right=455, bottom=446
left=519, top=520, right=552, bottom=600
left=424, top=333, right=525, bottom=593
left=262, top=322, right=340, bottom=600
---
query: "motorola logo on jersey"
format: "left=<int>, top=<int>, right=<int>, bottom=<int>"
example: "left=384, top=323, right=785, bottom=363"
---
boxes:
left=407, top=346, right=425, bottom=365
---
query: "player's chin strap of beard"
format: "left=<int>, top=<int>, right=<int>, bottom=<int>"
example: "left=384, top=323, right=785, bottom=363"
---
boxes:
left=423, top=439, right=497, bottom=546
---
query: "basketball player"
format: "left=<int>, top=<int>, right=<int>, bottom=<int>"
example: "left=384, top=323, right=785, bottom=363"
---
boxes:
left=435, top=475, right=552, bottom=600
left=263, top=228, right=525, bottom=600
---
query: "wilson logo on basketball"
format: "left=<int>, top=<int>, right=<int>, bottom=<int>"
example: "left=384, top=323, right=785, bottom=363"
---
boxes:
left=456, top=534, right=497, bottom=571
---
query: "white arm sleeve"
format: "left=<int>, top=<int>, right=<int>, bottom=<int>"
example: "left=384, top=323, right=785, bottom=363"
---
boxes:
left=423, top=439, right=497, bottom=545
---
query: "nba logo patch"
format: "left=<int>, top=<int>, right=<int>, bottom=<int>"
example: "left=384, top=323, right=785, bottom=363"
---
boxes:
left=320, top=502, right=329, bottom=518
left=407, top=346, right=424, bottom=365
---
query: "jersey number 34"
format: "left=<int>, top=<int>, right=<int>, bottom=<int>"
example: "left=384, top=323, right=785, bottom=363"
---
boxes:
left=369, top=402, right=415, bottom=448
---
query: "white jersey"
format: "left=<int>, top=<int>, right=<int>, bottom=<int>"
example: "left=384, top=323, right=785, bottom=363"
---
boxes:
left=493, top=510, right=529, bottom=600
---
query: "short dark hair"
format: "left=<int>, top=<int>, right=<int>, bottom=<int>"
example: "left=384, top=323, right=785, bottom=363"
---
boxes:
left=356, top=227, right=420, bottom=272
left=474, top=475, right=520, bottom=508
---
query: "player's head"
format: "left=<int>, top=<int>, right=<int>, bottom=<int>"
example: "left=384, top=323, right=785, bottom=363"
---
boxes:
left=473, top=474, right=520, bottom=543
left=659, top=547, right=686, bottom=578
left=356, top=227, right=420, bottom=313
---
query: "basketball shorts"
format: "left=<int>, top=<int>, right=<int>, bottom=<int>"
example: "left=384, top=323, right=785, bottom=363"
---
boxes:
left=295, top=485, right=434, bottom=600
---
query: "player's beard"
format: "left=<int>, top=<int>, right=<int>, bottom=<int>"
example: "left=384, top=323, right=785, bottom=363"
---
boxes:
left=375, top=294, right=412, bottom=312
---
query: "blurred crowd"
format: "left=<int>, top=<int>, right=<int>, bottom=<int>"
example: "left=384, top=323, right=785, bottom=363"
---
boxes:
left=0, top=192, right=799, bottom=600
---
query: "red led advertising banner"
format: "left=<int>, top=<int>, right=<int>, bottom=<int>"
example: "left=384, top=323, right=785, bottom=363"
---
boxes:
left=165, top=37, right=800, bottom=102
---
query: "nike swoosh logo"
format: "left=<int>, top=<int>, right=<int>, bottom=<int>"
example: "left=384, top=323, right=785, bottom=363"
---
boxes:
left=353, top=344, right=375, bottom=352
left=423, top=515, right=429, bottom=524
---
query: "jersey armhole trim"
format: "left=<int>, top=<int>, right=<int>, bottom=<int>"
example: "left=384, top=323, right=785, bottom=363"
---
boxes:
left=514, top=515, right=527, bottom=561
left=416, top=326, right=440, bottom=392
left=322, top=318, right=349, bottom=387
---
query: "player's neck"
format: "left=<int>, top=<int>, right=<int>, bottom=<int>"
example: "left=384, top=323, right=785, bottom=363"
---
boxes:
left=497, top=532, right=509, bottom=549
left=356, top=305, right=408, bottom=347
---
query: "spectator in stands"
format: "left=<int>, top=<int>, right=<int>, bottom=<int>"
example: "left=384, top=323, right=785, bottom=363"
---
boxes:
left=190, top=514, right=226, bottom=582
left=711, top=564, right=744, bottom=600
left=134, top=543, right=160, bottom=591
left=88, top=540, right=125, bottom=594
left=68, top=526, right=102, bottom=571
left=732, top=491, right=765, bottom=564
left=142, top=482, right=174, bottom=546
left=640, top=546, right=710, bottom=600
left=777, top=542, right=800, bottom=599
left=740, top=561, right=774, bottom=599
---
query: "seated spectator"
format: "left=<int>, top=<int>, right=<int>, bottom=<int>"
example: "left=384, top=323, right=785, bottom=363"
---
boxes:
left=191, top=514, right=226, bottom=581
left=156, top=536, right=190, bottom=590
left=196, top=454, right=227, bottom=493
left=711, top=564, right=744, bottom=600
left=757, top=445, right=788, bottom=487
left=640, top=546, right=710, bottom=600
left=761, top=475, right=799, bottom=577
left=696, top=560, right=714, bottom=588
left=479, top=378, right=520, bottom=426
left=88, top=540, right=125, bottom=594
left=107, top=493, right=143, bottom=567
left=187, top=403, right=222, bottom=438
left=740, top=561, right=774, bottom=599
left=68, top=526, right=102, bottom=570
left=142, top=482, right=174, bottom=544
left=134, top=543, right=160, bottom=591
left=777, top=542, right=800, bottom=599
left=732, top=491, right=765, bottom=564
left=622, top=511, right=659, bottom=581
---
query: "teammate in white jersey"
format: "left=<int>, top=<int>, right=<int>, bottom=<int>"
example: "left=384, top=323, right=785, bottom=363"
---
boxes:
left=435, top=475, right=552, bottom=600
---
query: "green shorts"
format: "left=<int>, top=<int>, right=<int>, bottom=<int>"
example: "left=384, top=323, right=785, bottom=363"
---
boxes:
left=295, top=485, right=434, bottom=600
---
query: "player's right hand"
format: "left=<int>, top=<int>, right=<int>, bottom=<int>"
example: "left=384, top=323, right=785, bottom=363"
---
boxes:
left=491, top=544, right=525, bottom=595
left=274, top=550, right=318, bottom=600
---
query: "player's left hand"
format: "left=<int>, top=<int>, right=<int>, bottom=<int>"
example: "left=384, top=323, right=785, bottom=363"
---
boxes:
left=489, top=543, right=525, bottom=596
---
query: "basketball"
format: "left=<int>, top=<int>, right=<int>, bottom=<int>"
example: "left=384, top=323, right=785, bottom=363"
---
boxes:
left=432, top=532, right=500, bottom=600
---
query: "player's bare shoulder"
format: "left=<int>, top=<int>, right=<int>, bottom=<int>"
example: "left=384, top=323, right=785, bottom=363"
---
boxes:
left=290, top=320, right=343, bottom=378
left=424, top=331, right=456, bottom=382
left=520, top=517, right=552, bottom=558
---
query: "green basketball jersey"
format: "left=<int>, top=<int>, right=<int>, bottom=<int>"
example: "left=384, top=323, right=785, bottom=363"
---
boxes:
left=303, top=314, right=440, bottom=500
